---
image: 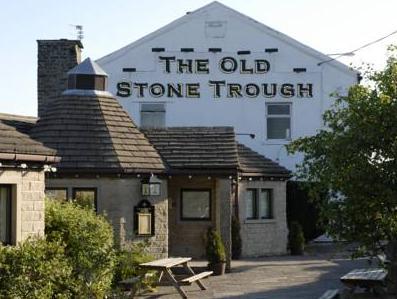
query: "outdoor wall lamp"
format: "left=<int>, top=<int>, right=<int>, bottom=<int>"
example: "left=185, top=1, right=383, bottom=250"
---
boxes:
left=141, top=174, right=161, bottom=196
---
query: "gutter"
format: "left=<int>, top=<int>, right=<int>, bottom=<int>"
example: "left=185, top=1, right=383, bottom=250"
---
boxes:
left=0, top=153, right=60, bottom=163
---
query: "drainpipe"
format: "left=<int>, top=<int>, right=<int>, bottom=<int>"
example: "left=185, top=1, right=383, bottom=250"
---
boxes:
left=234, top=171, right=240, bottom=218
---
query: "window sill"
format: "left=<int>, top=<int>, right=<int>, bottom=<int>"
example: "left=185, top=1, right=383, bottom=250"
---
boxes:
left=263, top=139, right=291, bottom=145
left=244, top=219, right=276, bottom=224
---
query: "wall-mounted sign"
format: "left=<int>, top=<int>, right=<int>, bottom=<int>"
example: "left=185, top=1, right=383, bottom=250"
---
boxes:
left=116, top=54, right=315, bottom=100
left=134, top=199, right=155, bottom=236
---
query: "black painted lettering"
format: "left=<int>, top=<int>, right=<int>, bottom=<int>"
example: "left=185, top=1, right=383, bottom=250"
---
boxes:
left=255, top=59, right=270, bottom=73
left=245, top=83, right=260, bottom=97
left=208, top=80, right=226, bottom=98
left=195, top=59, right=210, bottom=74
left=149, top=83, right=165, bottom=97
left=167, top=83, right=183, bottom=97
left=186, top=83, right=200, bottom=98
left=177, top=59, right=193, bottom=74
left=227, top=83, right=243, bottom=98
left=133, top=83, right=148, bottom=97
left=116, top=81, right=131, bottom=97
left=297, top=83, right=313, bottom=97
left=158, top=56, right=176, bottom=73
left=219, top=57, right=238, bottom=73
left=262, top=84, right=277, bottom=98
left=240, top=60, right=253, bottom=74
left=281, top=83, right=295, bottom=98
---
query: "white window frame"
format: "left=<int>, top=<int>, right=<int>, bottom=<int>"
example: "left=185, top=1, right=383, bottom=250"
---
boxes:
left=245, top=188, right=273, bottom=220
left=266, top=103, right=292, bottom=141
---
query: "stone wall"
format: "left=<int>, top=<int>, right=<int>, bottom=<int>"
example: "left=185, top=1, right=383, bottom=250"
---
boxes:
left=46, top=176, right=168, bottom=258
left=238, top=180, right=288, bottom=257
left=0, top=169, right=46, bottom=244
left=37, top=39, right=82, bottom=117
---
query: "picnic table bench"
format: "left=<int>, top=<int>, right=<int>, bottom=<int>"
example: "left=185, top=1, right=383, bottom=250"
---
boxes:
left=340, top=268, right=387, bottom=294
left=140, top=257, right=212, bottom=299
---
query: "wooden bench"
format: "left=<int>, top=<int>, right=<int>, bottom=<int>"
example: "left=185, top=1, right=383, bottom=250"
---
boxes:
left=140, top=257, right=212, bottom=298
left=180, top=271, right=213, bottom=285
left=340, top=268, right=387, bottom=294
left=318, top=289, right=339, bottom=299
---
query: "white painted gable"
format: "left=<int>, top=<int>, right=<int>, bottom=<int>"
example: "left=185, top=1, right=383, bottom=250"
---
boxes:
left=97, top=1, right=358, bottom=171
left=98, top=1, right=354, bottom=74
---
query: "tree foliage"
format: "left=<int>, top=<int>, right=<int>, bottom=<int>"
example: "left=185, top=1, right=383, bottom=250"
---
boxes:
left=0, top=238, right=73, bottom=299
left=288, top=47, right=397, bottom=256
left=45, top=200, right=115, bottom=298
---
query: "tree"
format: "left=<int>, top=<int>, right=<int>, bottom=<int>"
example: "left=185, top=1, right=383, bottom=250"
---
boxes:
left=288, top=47, right=397, bottom=258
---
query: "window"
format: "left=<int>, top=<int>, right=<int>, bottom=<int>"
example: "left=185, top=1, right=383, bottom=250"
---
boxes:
left=245, top=189, right=257, bottom=219
left=245, top=189, right=273, bottom=220
left=0, top=185, right=12, bottom=245
left=266, top=104, right=291, bottom=139
left=140, top=103, right=165, bottom=128
left=181, top=189, right=211, bottom=220
left=45, top=188, right=68, bottom=201
left=72, top=188, right=97, bottom=212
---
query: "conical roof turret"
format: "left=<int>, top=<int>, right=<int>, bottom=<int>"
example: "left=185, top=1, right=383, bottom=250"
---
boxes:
left=31, top=59, right=165, bottom=174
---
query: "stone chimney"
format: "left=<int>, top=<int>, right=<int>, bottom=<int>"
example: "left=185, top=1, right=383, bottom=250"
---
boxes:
left=37, top=39, right=83, bottom=117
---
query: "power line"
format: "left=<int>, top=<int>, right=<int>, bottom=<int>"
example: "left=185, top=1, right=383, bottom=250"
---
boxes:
left=318, top=29, right=397, bottom=66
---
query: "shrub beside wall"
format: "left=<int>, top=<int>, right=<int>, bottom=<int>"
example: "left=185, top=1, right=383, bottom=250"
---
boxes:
left=45, top=200, right=115, bottom=298
left=0, top=238, right=73, bottom=299
left=113, top=241, right=157, bottom=294
left=0, top=200, right=156, bottom=298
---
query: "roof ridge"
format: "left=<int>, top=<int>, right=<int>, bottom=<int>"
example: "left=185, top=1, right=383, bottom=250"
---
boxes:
left=0, top=112, right=38, bottom=122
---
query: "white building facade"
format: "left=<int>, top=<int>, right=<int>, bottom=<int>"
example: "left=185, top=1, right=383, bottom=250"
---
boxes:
left=97, top=1, right=358, bottom=171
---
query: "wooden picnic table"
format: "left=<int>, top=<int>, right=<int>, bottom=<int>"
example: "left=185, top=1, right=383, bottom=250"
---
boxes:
left=140, top=257, right=212, bottom=299
left=340, top=268, right=387, bottom=294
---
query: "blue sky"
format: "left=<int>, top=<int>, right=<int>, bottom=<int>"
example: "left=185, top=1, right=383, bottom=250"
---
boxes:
left=1, top=0, right=396, bottom=116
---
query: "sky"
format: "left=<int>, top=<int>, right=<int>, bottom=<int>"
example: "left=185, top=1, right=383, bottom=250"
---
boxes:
left=1, top=0, right=397, bottom=117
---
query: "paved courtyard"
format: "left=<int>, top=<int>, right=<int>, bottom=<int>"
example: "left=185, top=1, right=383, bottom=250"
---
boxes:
left=137, top=244, right=393, bottom=299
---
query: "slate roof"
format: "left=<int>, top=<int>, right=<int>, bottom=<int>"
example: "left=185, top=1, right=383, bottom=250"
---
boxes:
left=143, top=127, right=239, bottom=174
left=144, top=127, right=290, bottom=177
left=0, top=113, right=37, bottom=134
left=237, top=143, right=290, bottom=177
left=68, top=57, right=107, bottom=76
left=0, top=114, right=57, bottom=160
left=30, top=94, right=165, bottom=174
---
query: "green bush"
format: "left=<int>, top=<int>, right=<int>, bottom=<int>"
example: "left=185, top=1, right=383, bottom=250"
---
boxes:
left=206, top=227, right=226, bottom=265
left=231, top=216, right=242, bottom=259
left=288, top=221, right=305, bottom=255
left=113, top=242, right=157, bottom=295
left=0, top=238, right=73, bottom=299
left=45, top=200, right=115, bottom=298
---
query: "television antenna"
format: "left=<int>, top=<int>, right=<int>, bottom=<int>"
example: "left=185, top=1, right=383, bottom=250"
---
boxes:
left=70, top=24, right=84, bottom=40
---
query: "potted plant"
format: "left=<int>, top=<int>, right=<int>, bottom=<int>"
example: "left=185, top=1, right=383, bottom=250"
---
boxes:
left=206, top=227, right=226, bottom=275
left=288, top=221, right=305, bottom=255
